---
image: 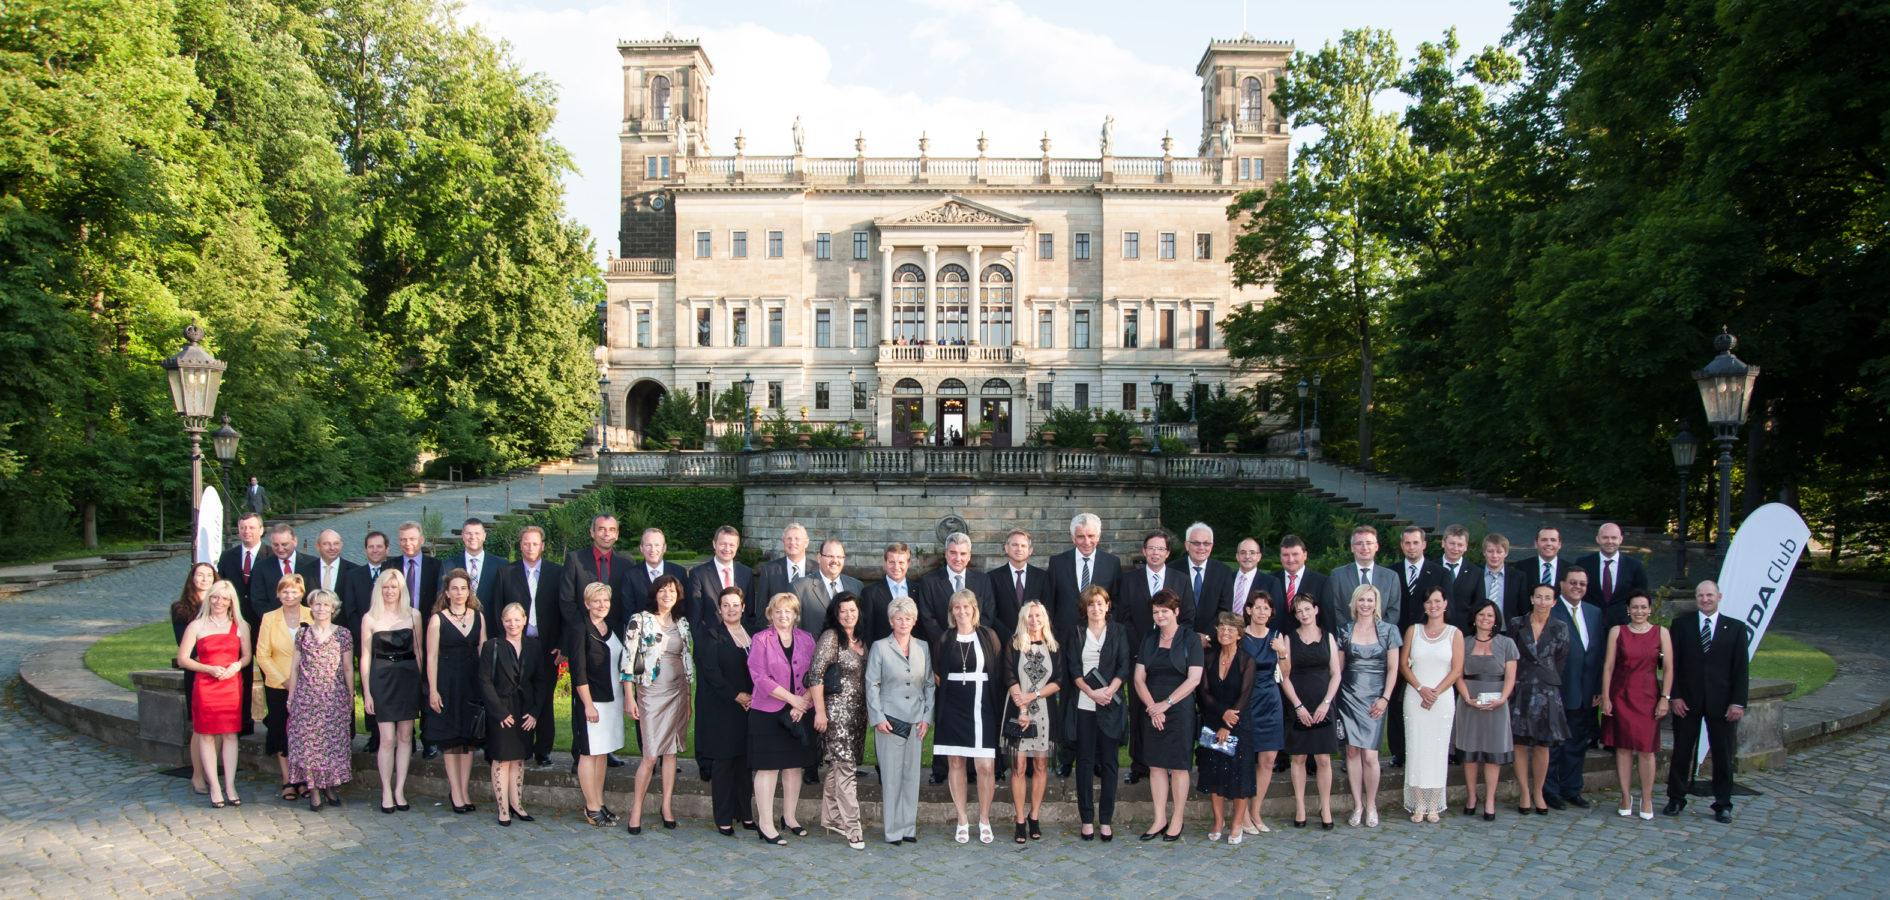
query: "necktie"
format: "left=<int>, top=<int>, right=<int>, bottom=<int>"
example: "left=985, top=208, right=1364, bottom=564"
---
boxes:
left=829, top=579, right=840, bottom=598
left=952, top=573, right=962, bottom=593
left=1701, top=616, right=1713, bottom=652
left=722, top=566, right=732, bottom=589
left=282, top=559, right=291, bottom=577
left=1151, top=568, right=1162, bottom=592
left=1541, top=561, right=1552, bottom=585
left=469, top=556, right=479, bottom=584
left=1447, top=562, right=1458, bottom=580
left=1079, top=557, right=1091, bottom=592
left=1015, top=570, right=1025, bottom=601
left=1286, top=571, right=1297, bottom=601
left=242, top=549, right=252, bottom=579
left=1408, top=563, right=1418, bottom=587
left=1487, top=571, right=1499, bottom=602
left=1602, top=559, right=1615, bottom=603
left=406, top=559, right=418, bottom=607
left=1568, top=604, right=1587, bottom=647
left=597, top=551, right=610, bottom=584
left=1193, top=565, right=1203, bottom=600
left=323, top=562, right=335, bottom=592
left=789, top=564, right=800, bottom=583
left=1360, top=566, right=1370, bottom=586
left=893, top=581, right=905, bottom=599
left=527, top=566, right=538, bottom=601
left=1233, top=574, right=1249, bottom=614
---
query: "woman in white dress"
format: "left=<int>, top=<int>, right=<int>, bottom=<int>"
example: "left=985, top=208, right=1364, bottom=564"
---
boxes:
left=1399, top=587, right=1464, bottom=822
left=569, top=582, right=626, bottom=827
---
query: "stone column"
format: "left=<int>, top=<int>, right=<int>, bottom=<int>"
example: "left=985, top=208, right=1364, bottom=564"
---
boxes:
left=967, top=245, right=983, bottom=345
left=880, top=244, right=895, bottom=343
left=1011, top=244, right=1028, bottom=344
left=923, top=244, right=938, bottom=344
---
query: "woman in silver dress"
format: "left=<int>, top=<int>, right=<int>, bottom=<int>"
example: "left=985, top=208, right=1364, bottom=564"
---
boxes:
left=623, top=573, right=694, bottom=834
left=1005, top=600, right=1061, bottom=843
left=1337, top=583, right=1401, bottom=829
left=809, top=592, right=870, bottom=849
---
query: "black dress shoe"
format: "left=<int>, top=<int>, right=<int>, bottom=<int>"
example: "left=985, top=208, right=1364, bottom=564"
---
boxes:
left=901, top=835, right=917, bottom=843
left=607, top=753, right=626, bottom=768
left=1055, top=762, right=1072, bottom=778
left=1389, top=756, right=1405, bottom=768
left=928, top=772, right=946, bottom=785
left=1544, top=795, right=1566, bottom=811
left=395, top=803, right=411, bottom=811
left=1566, top=794, right=1592, bottom=809
left=1482, top=812, right=1496, bottom=821
left=1714, top=808, right=1733, bottom=824
left=533, top=754, right=552, bottom=766
left=423, top=745, right=440, bottom=760
left=1138, top=828, right=1162, bottom=842
left=1123, top=771, right=1144, bottom=785
left=364, top=738, right=380, bottom=754
left=511, top=808, right=535, bottom=823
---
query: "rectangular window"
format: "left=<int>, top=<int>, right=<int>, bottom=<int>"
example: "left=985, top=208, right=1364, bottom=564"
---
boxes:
left=814, top=309, right=832, bottom=348
left=852, top=382, right=868, bottom=411
left=1250, top=158, right=1264, bottom=180
left=1159, top=309, right=1175, bottom=349
left=1160, top=232, right=1176, bottom=260
left=814, top=382, right=830, bottom=410
left=1074, top=233, right=1091, bottom=261
left=767, top=230, right=783, bottom=258
left=732, top=310, right=748, bottom=347
left=852, top=231, right=869, bottom=260
left=815, top=233, right=832, bottom=260
left=1195, top=310, right=1212, bottom=349
left=695, top=382, right=711, bottom=409
left=732, top=231, right=748, bottom=259
left=1123, top=232, right=1139, bottom=259
left=767, top=382, right=782, bottom=409
left=852, top=309, right=869, bottom=348
left=635, top=310, right=650, bottom=348
left=1074, top=383, right=1089, bottom=410
left=1037, top=310, right=1054, bottom=349
left=1037, top=234, right=1054, bottom=260
left=767, top=308, right=783, bottom=347
left=646, top=156, right=670, bottom=179
left=1037, top=383, right=1052, bottom=412
left=1195, top=233, right=1212, bottom=261
left=1122, top=310, right=1139, bottom=349
left=1122, top=383, right=1137, bottom=411
left=695, top=308, right=711, bottom=347
left=1073, top=309, right=1091, bottom=349
left=695, top=231, right=711, bottom=258
left=1239, top=158, right=1252, bottom=180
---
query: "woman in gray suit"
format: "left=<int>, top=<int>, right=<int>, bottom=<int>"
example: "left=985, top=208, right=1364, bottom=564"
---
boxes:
left=865, top=596, right=934, bottom=845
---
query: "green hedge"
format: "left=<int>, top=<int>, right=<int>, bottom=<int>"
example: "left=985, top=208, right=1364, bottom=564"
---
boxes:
left=1162, top=488, right=1390, bottom=571
left=489, top=486, right=744, bottom=559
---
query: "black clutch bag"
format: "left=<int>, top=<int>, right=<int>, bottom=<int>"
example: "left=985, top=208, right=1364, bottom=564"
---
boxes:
left=822, top=662, right=843, bottom=695
left=1082, top=667, right=1108, bottom=691
left=884, top=715, right=913, bottom=739
left=779, top=708, right=816, bottom=746
left=468, top=704, right=488, bottom=742
left=1002, top=716, right=1039, bottom=742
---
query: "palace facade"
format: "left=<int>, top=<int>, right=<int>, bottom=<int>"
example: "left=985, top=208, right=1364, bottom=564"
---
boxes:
left=601, top=35, right=1291, bottom=448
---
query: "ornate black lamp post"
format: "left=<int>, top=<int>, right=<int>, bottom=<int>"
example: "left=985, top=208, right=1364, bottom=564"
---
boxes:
left=209, top=415, right=241, bottom=543
left=1691, top=330, right=1759, bottom=567
left=160, top=325, right=228, bottom=562
left=1150, top=373, right=1164, bottom=456
left=741, top=373, right=756, bottom=452
left=1668, top=425, right=1699, bottom=587
left=1296, top=378, right=1310, bottom=459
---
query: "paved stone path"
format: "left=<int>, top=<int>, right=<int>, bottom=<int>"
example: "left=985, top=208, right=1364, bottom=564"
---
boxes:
left=4, top=461, right=1890, bottom=895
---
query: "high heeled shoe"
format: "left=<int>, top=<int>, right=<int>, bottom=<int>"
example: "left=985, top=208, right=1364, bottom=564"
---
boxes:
left=1014, top=822, right=1028, bottom=844
left=662, top=817, right=677, bottom=829
left=1079, top=825, right=1095, bottom=842
left=757, top=829, right=786, bottom=846
left=511, top=808, right=534, bottom=823
left=1028, top=818, right=1042, bottom=840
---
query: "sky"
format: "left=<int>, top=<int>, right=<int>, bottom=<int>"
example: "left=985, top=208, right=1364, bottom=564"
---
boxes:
left=454, top=0, right=1521, bottom=263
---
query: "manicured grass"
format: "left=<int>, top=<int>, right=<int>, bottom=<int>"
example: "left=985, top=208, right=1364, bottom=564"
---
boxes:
left=1749, top=632, right=1836, bottom=700
left=85, top=622, right=177, bottom=690
left=5, top=538, right=152, bottom=567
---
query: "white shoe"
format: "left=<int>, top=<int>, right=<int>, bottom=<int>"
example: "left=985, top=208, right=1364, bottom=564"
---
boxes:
left=955, top=823, right=969, bottom=844
left=1638, top=810, right=1655, bottom=821
left=1227, top=830, right=1243, bottom=846
left=978, top=821, right=993, bottom=844
left=1208, top=831, right=1222, bottom=842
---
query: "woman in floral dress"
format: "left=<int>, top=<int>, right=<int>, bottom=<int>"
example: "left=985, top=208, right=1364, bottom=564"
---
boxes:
left=286, top=590, right=355, bottom=810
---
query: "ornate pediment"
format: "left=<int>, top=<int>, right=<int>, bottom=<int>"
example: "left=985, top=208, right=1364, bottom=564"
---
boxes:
left=879, top=196, right=1030, bottom=228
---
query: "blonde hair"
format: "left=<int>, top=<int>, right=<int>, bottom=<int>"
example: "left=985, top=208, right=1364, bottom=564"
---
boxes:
left=275, top=573, right=306, bottom=599
left=887, top=596, right=918, bottom=622
left=1011, top=600, right=1059, bottom=652
left=373, top=568, right=409, bottom=612
left=1350, top=583, right=1380, bottom=622
left=198, top=580, right=241, bottom=621
left=948, top=589, right=981, bottom=628
left=582, top=581, right=614, bottom=606
left=766, top=591, right=801, bottom=618
left=499, top=602, right=526, bottom=622
left=306, top=589, right=340, bottom=616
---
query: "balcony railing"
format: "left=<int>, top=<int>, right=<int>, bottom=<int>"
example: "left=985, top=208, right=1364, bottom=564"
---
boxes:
left=671, top=154, right=1232, bottom=188
left=606, top=257, right=675, bottom=276
left=877, top=344, right=1022, bottom=364
left=598, top=446, right=1305, bottom=486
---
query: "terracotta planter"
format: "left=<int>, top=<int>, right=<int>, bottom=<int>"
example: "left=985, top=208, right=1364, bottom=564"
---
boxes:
left=759, top=433, right=775, bottom=449
left=667, top=435, right=682, bottom=451
left=1091, top=432, right=1108, bottom=447
left=910, top=430, right=927, bottom=444
left=1130, top=434, right=1146, bottom=451
left=1040, top=430, right=1057, bottom=444
left=797, top=432, right=812, bottom=448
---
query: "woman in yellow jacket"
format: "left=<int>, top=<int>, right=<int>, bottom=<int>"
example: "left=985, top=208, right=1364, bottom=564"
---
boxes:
left=257, top=574, right=309, bottom=800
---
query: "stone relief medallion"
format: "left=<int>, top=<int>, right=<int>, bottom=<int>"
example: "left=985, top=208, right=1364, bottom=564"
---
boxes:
left=936, top=514, right=969, bottom=546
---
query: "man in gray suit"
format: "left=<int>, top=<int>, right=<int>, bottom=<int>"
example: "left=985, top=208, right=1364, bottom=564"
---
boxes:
left=244, top=477, right=269, bottom=516
left=791, top=538, right=863, bottom=633
left=1324, top=525, right=1403, bottom=627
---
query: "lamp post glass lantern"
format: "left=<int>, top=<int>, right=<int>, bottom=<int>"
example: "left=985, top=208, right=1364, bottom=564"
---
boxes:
left=1669, top=425, right=1699, bottom=587
left=1691, top=330, right=1759, bottom=560
left=209, top=415, right=241, bottom=544
left=1296, top=378, right=1310, bottom=458
left=1150, top=373, right=1164, bottom=455
left=741, top=373, right=756, bottom=452
left=598, top=377, right=611, bottom=453
left=160, top=324, right=228, bottom=562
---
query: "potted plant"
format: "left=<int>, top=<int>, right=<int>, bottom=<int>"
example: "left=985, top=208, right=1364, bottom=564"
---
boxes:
left=1039, top=427, right=1057, bottom=444
left=667, top=434, right=683, bottom=451
left=909, top=419, right=930, bottom=445
left=799, top=405, right=810, bottom=422
left=1141, top=407, right=1152, bottom=423
left=796, top=422, right=813, bottom=447
left=1129, top=431, right=1146, bottom=451
left=1091, top=425, right=1109, bottom=448
left=848, top=419, right=865, bottom=442
left=759, top=431, right=775, bottom=449
left=964, top=421, right=990, bottom=447
left=1224, top=433, right=1241, bottom=454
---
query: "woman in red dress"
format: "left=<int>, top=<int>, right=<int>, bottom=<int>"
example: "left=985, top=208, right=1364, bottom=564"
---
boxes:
left=1599, top=591, right=1673, bottom=820
left=177, top=580, right=252, bottom=808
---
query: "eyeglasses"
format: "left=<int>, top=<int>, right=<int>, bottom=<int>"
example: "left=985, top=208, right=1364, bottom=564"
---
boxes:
left=1186, top=540, right=1213, bottom=547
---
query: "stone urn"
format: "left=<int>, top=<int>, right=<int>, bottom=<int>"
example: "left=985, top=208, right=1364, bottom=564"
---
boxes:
left=797, top=430, right=812, bottom=448
left=667, top=435, right=682, bottom=451
left=1091, top=431, right=1108, bottom=448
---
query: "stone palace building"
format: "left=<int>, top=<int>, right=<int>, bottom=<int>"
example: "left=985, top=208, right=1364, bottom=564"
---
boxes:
left=600, top=35, right=1291, bottom=448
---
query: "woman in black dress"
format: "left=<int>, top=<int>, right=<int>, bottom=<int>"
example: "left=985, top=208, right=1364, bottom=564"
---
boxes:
left=932, top=589, right=1005, bottom=845
left=1132, top=589, right=1204, bottom=842
left=480, top=602, right=547, bottom=826
left=695, top=585, right=756, bottom=836
left=1509, top=583, right=1571, bottom=815
left=425, top=569, right=485, bottom=814
left=1197, top=612, right=1256, bottom=844
left=360, top=568, right=423, bottom=813
left=1278, top=594, right=1343, bottom=829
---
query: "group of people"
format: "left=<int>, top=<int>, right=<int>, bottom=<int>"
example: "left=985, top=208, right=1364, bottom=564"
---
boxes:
left=171, top=510, right=1753, bottom=841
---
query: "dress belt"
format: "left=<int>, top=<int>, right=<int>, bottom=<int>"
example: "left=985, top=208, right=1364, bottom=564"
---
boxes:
left=375, top=651, right=416, bottom=661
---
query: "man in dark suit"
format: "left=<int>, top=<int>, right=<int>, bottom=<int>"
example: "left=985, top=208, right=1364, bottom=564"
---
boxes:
left=751, top=523, right=811, bottom=629
left=340, top=530, right=392, bottom=750
left=1450, top=533, right=1532, bottom=628
left=1276, top=535, right=1331, bottom=630
left=621, top=526, right=688, bottom=619
left=1229, top=537, right=1286, bottom=624
left=442, top=517, right=503, bottom=606
left=1435, top=524, right=1476, bottom=597
left=987, top=528, right=1045, bottom=643
left=1114, top=529, right=1194, bottom=784
left=1181, top=522, right=1236, bottom=644
left=1514, top=525, right=1573, bottom=595
left=392, top=520, right=443, bottom=757
left=249, top=523, right=321, bottom=623
left=1547, top=566, right=1605, bottom=809
left=1388, top=525, right=1447, bottom=767
left=244, top=476, right=269, bottom=516
left=791, top=538, right=863, bottom=633
left=1575, top=522, right=1650, bottom=628
left=918, top=533, right=996, bottom=643
left=311, top=529, right=357, bottom=598
left=1046, top=513, right=1122, bottom=641
left=559, top=513, right=632, bottom=635
left=860, top=542, right=915, bottom=643
left=1664, top=580, right=1751, bottom=824
left=1325, top=525, right=1403, bottom=629
left=686, top=525, right=753, bottom=631
left=215, top=512, right=268, bottom=735
left=496, top=524, right=564, bottom=766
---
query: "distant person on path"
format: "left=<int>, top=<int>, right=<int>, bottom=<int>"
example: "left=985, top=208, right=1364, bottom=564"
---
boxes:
left=1664, top=580, right=1750, bottom=824
left=245, top=476, right=269, bottom=516
left=178, top=580, right=251, bottom=808
left=285, top=589, right=354, bottom=811
left=171, top=562, right=218, bottom=795
left=1600, top=590, right=1672, bottom=819
left=1577, top=523, right=1650, bottom=628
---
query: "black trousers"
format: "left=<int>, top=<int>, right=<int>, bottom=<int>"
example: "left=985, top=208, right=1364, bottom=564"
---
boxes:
left=1073, top=709, right=1120, bottom=825
left=1552, top=704, right=1597, bottom=800
left=530, top=656, right=557, bottom=758
left=1125, top=692, right=1148, bottom=777
left=1668, top=711, right=1738, bottom=809
left=708, top=754, right=753, bottom=827
left=1386, top=679, right=1408, bottom=761
left=262, top=686, right=290, bottom=757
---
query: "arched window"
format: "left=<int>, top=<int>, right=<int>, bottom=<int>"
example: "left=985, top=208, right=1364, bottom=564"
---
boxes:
left=979, top=264, right=1013, bottom=346
left=937, top=378, right=968, bottom=396
left=936, top=264, right=970, bottom=344
left=652, top=75, right=672, bottom=123
left=893, top=378, right=924, bottom=396
left=1240, top=76, right=1264, bottom=127
left=892, top=264, right=926, bottom=342
left=982, top=378, right=1011, bottom=395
